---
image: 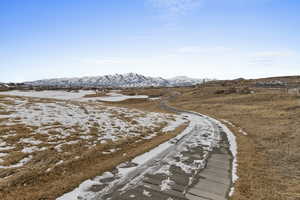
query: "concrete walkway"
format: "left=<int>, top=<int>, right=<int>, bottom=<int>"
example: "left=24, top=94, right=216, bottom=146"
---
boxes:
left=88, top=101, right=234, bottom=200
left=186, top=131, right=232, bottom=200
left=96, top=119, right=233, bottom=200
left=162, top=100, right=233, bottom=200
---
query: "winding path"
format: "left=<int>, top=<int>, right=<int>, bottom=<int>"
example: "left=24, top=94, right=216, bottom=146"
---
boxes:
left=91, top=100, right=233, bottom=200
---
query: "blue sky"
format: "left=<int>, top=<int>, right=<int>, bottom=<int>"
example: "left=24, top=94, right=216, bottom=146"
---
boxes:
left=0, top=0, right=299, bottom=82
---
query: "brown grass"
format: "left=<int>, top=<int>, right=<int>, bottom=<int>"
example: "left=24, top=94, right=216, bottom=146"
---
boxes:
left=0, top=94, right=189, bottom=200
left=102, top=98, right=171, bottom=113
left=83, top=93, right=108, bottom=98
left=121, top=88, right=166, bottom=98
left=0, top=123, right=188, bottom=200
left=169, top=86, right=300, bottom=200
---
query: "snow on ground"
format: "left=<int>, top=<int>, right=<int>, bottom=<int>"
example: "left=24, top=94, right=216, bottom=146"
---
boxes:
left=160, top=177, right=174, bottom=191
left=202, top=114, right=238, bottom=196
left=56, top=113, right=220, bottom=200
left=222, top=119, right=248, bottom=136
left=0, top=90, right=94, bottom=100
left=0, top=95, right=186, bottom=170
left=0, top=155, right=33, bottom=169
left=239, top=129, right=248, bottom=136
left=93, top=91, right=148, bottom=102
left=218, top=123, right=238, bottom=186
left=0, top=90, right=148, bottom=102
left=221, top=119, right=236, bottom=127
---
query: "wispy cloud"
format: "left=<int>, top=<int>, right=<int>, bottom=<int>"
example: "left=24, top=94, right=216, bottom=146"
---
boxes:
left=250, top=50, right=296, bottom=58
left=148, top=0, right=272, bottom=18
left=248, top=50, right=297, bottom=66
left=78, top=58, right=141, bottom=65
left=177, top=46, right=232, bottom=54
left=149, top=0, right=202, bottom=17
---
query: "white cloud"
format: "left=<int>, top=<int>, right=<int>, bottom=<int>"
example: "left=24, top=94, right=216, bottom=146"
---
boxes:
left=177, top=46, right=232, bottom=54
left=78, top=58, right=141, bottom=65
left=149, top=0, right=202, bottom=16
left=248, top=50, right=297, bottom=66
left=148, top=0, right=273, bottom=17
left=71, top=47, right=299, bottom=81
left=250, top=50, right=296, bottom=58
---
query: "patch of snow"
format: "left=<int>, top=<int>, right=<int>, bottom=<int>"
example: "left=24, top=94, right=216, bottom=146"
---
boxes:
left=19, top=138, right=42, bottom=145
left=0, top=90, right=94, bottom=101
left=0, top=90, right=149, bottom=102
left=143, top=133, right=157, bottom=140
left=239, top=129, right=248, bottom=136
left=220, top=125, right=238, bottom=185
left=100, top=140, right=107, bottom=144
left=0, top=146, right=14, bottom=151
left=0, top=155, right=32, bottom=169
left=160, top=177, right=174, bottom=191
left=149, top=97, right=161, bottom=100
left=57, top=171, right=115, bottom=200
left=0, top=141, right=7, bottom=147
left=143, top=189, right=152, bottom=197
left=0, top=152, right=8, bottom=157
left=229, top=187, right=235, bottom=197
left=90, top=92, right=148, bottom=102
left=22, top=146, right=40, bottom=153
left=221, top=119, right=235, bottom=127
left=55, top=160, right=64, bottom=166
left=79, top=135, right=93, bottom=140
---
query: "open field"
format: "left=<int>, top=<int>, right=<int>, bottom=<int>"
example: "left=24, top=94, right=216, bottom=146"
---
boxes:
left=121, top=88, right=166, bottom=98
left=0, top=93, right=188, bottom=200
left=0, top=83, right=299, bottom=200
left=0, top=90, right=149, bottom=102
left=118, top=84, right=300, bottom=199
left=167, top=86, right=300, bottom=200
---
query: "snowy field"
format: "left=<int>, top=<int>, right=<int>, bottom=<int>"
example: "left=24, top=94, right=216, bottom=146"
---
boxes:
left=57, top=113, right=222, bottom=200
left=0, top=95, right=187, bottom=171
left=0, top=90, right=148, bottom=102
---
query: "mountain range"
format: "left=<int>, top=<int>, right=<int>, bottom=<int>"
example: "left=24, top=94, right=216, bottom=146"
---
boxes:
left=24, top=73, right=206, bottom=88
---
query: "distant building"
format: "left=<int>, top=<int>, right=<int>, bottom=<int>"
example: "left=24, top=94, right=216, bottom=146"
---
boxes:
left=0, top=83, right=9, bottom=91
left=256, top=80, right=287, bottom=88
left=287, top=88, right=300, bottom=95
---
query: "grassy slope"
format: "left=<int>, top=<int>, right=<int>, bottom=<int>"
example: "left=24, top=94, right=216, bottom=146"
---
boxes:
left=0, top=96, right=188, bottom=200
left=169, top=86, right=300, bottom=200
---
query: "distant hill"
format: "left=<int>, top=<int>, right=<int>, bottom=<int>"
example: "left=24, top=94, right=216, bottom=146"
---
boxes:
left=168, top=76, right=208, bottom=86
left=24, top=73, right=206, bottom=88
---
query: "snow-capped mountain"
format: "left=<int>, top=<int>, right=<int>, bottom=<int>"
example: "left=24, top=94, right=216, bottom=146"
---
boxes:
left=168, top=76, right=205, bottom=86
left=0, top=83, right=9, bottom=88
left=24, top=73, right=204, bottom=88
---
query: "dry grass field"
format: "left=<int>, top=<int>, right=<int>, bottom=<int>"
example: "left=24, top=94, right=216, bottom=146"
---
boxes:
left=167, top=86, right=300, bottom=200
left=119, top=83, right=300, bottom=199
left=121, top=88, right=166, bottom=98
left=0, top=94, right=188, bottom=200
left=1, top=82, right=299, bottom=200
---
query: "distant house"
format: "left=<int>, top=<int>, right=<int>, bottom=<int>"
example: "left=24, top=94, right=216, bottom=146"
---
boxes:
left=0, top=83, right=9, bottom=91
left=256, top=80, right=287, bottom=88
left=287, top=88, right=300, bottom=95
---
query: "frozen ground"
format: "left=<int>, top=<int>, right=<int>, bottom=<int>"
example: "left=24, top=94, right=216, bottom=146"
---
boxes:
left=0, top=90, right=94, bottom=100
left=57, top=113, right=223, bottom=200
left=94, top=91, right=148, bottom=102
left=0, top=90, right=148, bottom=102
left=0, top=95, right=186, bottom=170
